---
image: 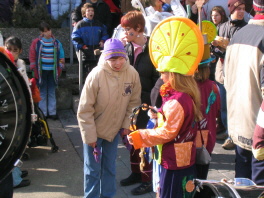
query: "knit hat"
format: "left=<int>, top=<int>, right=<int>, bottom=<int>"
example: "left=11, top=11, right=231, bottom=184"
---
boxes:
left=228, top=0, right=245, bottom=14
left=103, top=38, right=126, bottom=60
left=253, top=0, right=264, bottom=12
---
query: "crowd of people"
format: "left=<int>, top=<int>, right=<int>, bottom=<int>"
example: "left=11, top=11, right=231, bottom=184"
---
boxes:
left=73, top=0, right=264, bottom=197
left=1, top=0, right=264, bottom=197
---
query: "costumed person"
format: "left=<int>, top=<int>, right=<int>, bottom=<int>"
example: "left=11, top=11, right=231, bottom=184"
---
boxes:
left=119, top=10, right=160, bottom=196
left=224, top=0, right=264, bottom=185
left=128, top=17, right=204, bottom=198
left=194, top=37, right=220, bottom=179
left=77, top=38, right=141, bottom=198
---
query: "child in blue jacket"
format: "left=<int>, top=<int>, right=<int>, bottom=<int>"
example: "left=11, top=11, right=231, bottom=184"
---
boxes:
left=72, top=3, right=109, bottom=76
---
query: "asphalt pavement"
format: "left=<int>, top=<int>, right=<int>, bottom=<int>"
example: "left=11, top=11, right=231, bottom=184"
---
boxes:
left=13, top=107, right=235, bottom=198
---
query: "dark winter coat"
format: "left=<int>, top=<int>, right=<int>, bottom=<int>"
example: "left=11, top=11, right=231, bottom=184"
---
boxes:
left=0, top=0, right=14, bottom=24
left=125, top=38, right=160, bottom=129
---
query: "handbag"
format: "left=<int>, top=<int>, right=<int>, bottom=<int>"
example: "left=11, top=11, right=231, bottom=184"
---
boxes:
left=196, top=128, right=211, bottom=165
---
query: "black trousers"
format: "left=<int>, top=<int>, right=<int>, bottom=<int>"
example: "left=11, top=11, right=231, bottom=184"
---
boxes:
left=0, top=173, right=13, bottom=198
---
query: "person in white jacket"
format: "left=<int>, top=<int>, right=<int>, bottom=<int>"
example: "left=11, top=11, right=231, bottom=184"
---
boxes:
left=77, top=38, right=141, bottom=198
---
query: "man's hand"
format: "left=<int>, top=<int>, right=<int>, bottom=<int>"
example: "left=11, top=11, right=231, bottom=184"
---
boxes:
left=191, top=3, right=198, bottom=14
left=88, top=142, right=97, bottom=148
left=211, top=40, right=219, bottom=47
left=99, top=41, right=104, bottom=48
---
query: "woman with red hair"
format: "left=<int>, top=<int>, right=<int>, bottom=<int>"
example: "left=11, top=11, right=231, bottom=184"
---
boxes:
left=119, top=10, right=160, bottom=195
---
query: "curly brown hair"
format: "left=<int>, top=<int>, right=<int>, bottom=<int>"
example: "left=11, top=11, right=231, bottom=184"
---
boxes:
left=81, top=3, right=94, bottom=17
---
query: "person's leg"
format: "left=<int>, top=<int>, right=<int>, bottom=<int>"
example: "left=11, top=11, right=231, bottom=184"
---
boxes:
left=12, top=167, right=22, bottom=187
left=38, top=70, right=48, bottom=116
left=46, top=71, right=57, bottom=116
left=131, top=149, right=153, bottom=195
left=100, top=134, right=119, bottom=198
left=159, top=165, right=195, bottom=198
left=152, top=160, right=161, bottom=193
left=141, top=157, right=153, bottom=183
left=83, top=142, right=101, bottom=198
left=252, top=155, right=264, bottom=185
left=0, top=173, right=13, bottom=198
left=217, top=83, right=227, bottom=130
left=195, top=163, right=210, bottom=180
left=218, top=83, right=235, bottom=149
left=120, top=147, right=141, bottom=186
left=235, top=145, right=252, bottom=179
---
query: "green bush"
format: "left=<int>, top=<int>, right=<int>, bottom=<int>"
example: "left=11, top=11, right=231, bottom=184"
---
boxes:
left=0, top=2, right=69, bottom=28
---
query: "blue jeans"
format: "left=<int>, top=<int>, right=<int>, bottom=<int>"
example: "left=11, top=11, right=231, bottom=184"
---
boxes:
left=38, top=70, right=57, bottom=116
left=12, top=167, right=22, bottom=187
left=217, top=83, right=228, bottom=131
left=83, top=134, right=119, bottom=198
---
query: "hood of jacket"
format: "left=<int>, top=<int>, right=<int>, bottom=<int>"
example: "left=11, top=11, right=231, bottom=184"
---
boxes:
left=248, top=18, right=264, bottom=26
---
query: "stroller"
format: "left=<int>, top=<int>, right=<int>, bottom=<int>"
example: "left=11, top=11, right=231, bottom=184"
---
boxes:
left=23, top=78, right=59, bottom=159
left=27, top=104, right=59, bottom=152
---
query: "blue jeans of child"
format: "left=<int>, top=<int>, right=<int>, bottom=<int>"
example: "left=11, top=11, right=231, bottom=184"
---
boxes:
left=38, top=70, right=57, bottom=117
left=83, top=134, right=119, bottom=198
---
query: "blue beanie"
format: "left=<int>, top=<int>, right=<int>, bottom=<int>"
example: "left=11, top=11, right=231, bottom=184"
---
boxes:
left=103, top=39, right=126, bottom=60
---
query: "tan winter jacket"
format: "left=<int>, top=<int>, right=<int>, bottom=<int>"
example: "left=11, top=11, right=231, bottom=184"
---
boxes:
left=224, top=19, right=264, bottom=151
left=77, top=56, right=141, bottom=144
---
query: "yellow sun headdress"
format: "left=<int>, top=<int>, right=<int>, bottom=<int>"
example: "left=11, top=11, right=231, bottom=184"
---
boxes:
left=149, top=17, right=204, bottom=76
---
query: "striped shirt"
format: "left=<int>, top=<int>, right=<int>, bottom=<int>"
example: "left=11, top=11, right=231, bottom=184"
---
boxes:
left=40, top=37, right=55, bottom=70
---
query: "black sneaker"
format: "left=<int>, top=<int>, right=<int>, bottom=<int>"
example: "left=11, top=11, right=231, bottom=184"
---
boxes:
left=21, top=170, right=28, bottom=178
left=14, top=179, right=31, bottom=188
left=120, top=173, right=141, bottom=186
left=131, top=182, right=153, bottom=195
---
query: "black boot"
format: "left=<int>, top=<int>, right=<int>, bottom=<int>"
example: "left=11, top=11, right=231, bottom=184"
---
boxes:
left=120, top=172, right=141, bottom=186
left=131, top=182, right=153, bottom=195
